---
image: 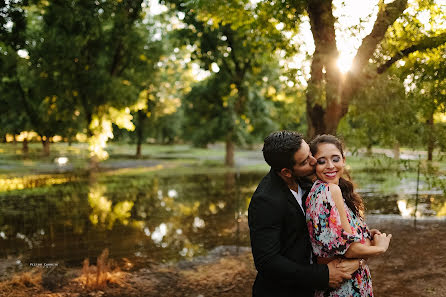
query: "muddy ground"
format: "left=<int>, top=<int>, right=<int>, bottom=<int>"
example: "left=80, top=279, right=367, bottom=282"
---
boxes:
left=1, top=216, right=445, bottom=297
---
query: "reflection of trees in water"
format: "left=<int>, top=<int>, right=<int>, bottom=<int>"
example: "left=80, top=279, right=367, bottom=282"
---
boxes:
left=0, top=185, right=91, bottom=264
left=87, top=183, right=134, bottom=229
left=434, top=202, right=446, bottom=216
left=132, top=172, right=263, bottom=260
left=427, top=195, right=446, bottom=217
left=0, top=172, right=266, bottom=265
left=138, top=173, right=239, bottom=260
left=3, top=170, right=445, bottom=266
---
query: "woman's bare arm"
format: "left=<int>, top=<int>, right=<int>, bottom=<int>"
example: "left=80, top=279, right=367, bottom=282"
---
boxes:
left=329, top=184, right=391, bottom=259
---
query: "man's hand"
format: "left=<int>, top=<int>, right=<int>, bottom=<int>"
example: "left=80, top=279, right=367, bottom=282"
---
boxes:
left=336, top=259, right=360, bottom=275
left=327, top=259, right=352, bottom=288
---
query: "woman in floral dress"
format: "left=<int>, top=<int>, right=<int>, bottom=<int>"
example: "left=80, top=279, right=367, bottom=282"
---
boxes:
left=305, top=135, right=392, bottom=297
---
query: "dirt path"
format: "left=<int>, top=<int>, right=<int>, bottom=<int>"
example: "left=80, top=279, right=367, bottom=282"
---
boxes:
left=1, top=216, right=445, bottom=297
left=365, top=216, right=446, bottom=297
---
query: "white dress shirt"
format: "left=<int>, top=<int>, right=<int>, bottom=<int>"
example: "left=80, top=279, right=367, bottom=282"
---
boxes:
left=290, top=185, right=313, bottom=264
left=290, top=185, right=304, bottom=213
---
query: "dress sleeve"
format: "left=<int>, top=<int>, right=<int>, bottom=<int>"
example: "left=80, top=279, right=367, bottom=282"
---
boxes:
left=307, top=185, right=362, bottom=256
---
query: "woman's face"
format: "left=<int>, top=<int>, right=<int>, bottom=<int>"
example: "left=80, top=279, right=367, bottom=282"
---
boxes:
left=314, top=143, right=345, bottom=185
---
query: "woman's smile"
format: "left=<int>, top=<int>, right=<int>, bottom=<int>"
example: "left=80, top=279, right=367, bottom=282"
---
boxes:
left=323, top=171, right=338, bottom=179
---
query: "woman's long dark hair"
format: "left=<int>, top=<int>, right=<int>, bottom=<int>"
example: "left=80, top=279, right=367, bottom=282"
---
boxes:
left=309, top=134, right=365, bottom=218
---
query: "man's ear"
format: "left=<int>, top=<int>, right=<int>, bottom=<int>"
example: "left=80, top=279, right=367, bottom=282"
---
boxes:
left=279, top=168, right=292, bottom=178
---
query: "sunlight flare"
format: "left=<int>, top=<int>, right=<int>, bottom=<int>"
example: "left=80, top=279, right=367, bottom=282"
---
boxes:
left=336, top=54, right=354, bottom=74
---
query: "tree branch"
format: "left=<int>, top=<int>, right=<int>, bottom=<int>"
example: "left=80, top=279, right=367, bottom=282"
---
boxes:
left=377, top=33, right=446, bottom=73
left=340, top=0, right=409, bottom=117
left=351, top=0, right=408, bottom=74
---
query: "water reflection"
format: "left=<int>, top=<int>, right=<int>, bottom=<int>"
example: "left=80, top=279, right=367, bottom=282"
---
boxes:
left=397, top=200, right=419, bottom=218
left=0, top=170, right=444, bottom=270
left=88, top=184, right=135, bottom=228
left=150, top=223, right=167, bottom=243
left=0, top=175, right=76, bottom=191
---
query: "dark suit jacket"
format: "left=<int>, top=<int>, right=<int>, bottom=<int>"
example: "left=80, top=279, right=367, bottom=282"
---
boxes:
left=248, top=169, right=328, bottom=297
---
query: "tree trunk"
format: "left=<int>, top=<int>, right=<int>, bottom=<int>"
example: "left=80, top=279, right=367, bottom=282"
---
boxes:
left=83, top=107, right=99, bottom=171
left=89, top=155, right=100, bottom=173
left=22, top=138, right=29, bottom=155
left=85, top=110, right=94, bottom=138
left=136, top=143, right=142, bottom=159
left=306, top=0, right=342, bottom=137
left=42, top=137, right=50, bottom=156
left=304, top=0, right=409, bottom=136
left=427, top=112, right=434, bottom=162
left=366, top=144, right=372, bottom=156
left=393, top=141, right=400, bottom=160
left=225, top=134, right=235, bottom=167
left=135, top=110, right=145, bottom=158
left=13, top=134, right=17, bottom=145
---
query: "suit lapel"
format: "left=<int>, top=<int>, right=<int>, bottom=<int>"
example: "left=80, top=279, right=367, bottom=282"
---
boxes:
left=269, top=169, right=305, bottom=217
left=286, top=189, right=305, bottom=217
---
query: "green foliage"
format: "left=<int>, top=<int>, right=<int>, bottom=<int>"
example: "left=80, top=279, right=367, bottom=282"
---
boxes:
left=339, top=0, right=446, bottom=153
left=1, top=0, right=166, bottom=155
left=163, top=0, right=288, bottom=149
left=339, top=73, right=421, bottom=149
left=1, top=0, right=446, bottom=158
left=0, top=0, right=27, bottom=49
left=36, top=0, right=147, bottom=115
left=0, top=1, right=31, bottom=138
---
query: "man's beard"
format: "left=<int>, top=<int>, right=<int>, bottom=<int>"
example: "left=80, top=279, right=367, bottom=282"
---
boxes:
left=291, top=171, right=315, bottom=189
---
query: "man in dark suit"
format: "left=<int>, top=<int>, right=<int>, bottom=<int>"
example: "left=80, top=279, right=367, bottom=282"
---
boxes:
left=248, top=131, right=359, bottom=297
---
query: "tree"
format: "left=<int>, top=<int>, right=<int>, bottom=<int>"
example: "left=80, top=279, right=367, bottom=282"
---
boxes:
left=0, top=0, right=28, bottom=147
left=338, top=73, right=421, bottom=155
left=339, top=1, right=446, bottom=160
left=0, top=0, right=72, bottom=155
left=305, top=0, right=446, bottom=136
left=33, top=0, right=161, bottom=162
left=164, top=0, right=286, bottom=166
left=191, top=0, right=446, bottom=137
left=398, top=46, right=446, bottom=160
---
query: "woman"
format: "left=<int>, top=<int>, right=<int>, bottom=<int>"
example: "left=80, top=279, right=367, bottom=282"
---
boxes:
left=305, top=134, right=392, bottom=297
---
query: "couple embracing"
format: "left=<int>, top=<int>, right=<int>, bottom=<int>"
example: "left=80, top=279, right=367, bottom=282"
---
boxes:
left=248, top=131, right=392, bottom=297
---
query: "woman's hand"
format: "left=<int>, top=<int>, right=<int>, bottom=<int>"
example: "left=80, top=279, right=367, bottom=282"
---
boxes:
left=369, top=228, right=382, bottom=238
left=372, top=233, right=392, bottom=253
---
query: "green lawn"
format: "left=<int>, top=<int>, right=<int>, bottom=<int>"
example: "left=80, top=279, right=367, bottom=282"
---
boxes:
left=0, top=142, right=445, bottom=194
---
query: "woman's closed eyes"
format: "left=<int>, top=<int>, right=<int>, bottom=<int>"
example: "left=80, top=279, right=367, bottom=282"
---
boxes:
left=316, top=155, right=341, bottom=165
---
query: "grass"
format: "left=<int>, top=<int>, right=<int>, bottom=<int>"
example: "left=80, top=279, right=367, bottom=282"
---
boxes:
left=1, top=142, right=445, bottom=197
left=0, top=142, right=232, bottom=176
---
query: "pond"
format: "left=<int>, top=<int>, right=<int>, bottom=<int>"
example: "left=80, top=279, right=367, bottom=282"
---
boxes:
left=0, top=169, right=445, bottom=272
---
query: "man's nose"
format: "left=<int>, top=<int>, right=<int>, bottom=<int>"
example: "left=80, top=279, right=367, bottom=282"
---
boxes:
left=309, top=155, right=317, bottom=166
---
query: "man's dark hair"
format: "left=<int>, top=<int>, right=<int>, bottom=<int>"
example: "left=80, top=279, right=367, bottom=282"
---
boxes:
left=262, top=130, right=303, bottom=172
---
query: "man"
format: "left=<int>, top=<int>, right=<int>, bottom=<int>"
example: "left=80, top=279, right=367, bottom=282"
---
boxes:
left=248, top=130, right=359, bottom=297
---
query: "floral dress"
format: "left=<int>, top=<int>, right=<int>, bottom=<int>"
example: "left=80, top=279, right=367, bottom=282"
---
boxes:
left=305, top=180, right=373, bottom=297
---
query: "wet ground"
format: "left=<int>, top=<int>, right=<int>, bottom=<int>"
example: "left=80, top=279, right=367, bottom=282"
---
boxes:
left=1, top=215, right=445, bottom=297
left=1, top=144, right=445, bottom=296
